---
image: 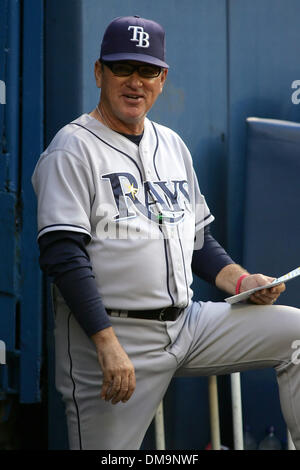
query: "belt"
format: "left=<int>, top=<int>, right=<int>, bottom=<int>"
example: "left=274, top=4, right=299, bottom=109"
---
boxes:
left=106, top=306, right=183, bottom=322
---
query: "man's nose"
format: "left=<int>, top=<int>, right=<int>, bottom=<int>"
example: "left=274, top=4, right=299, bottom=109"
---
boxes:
left=126, top=72, right=143, bottom=88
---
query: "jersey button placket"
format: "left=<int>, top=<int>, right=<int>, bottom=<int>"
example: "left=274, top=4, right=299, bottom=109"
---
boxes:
left=168, top=240, right=186, bottom=301
left=139, top=147, right=151, bottom=180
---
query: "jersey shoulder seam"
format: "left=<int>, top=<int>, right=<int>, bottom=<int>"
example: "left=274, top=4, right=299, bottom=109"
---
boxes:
left=42, top=148, right=91, bottom=172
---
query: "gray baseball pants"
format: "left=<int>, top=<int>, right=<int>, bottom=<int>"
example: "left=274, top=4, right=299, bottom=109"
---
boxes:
left=53, top=290, right=300, bottom=450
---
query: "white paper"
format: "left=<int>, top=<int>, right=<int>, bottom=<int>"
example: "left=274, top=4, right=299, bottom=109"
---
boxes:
left=225, top=266, right=300, bottom=304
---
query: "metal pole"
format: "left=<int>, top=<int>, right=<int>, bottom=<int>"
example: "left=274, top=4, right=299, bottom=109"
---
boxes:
left=155, top=400, right=166, bottom=450
left=230, top=372, right=244, bottom=450
left=287, top=429, right=296, bottom=450
left=208, top=375, right=221, bottom=449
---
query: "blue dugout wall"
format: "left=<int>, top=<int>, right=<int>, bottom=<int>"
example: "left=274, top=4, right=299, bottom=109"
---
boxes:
left=0, top=0, right=43, bottom=405
left=0, top=0, right=45, bottom=449
left=1, top=0, right=300, bottom=450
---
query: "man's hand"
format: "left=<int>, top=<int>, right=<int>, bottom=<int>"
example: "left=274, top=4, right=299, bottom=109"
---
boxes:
left=91, top=327, right=136, bottom=405
left=215, top=264, right=286, bottom=304
left=240, top=274, right=286, bottom=305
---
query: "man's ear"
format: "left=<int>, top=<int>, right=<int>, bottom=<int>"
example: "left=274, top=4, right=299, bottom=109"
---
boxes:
left=94, top=60, right=102, bottom=89
left=159, top=68, right=168, bottom=93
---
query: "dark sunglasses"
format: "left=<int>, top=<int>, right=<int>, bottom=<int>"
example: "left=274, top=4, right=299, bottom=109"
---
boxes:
left=102, top=61, right=162, bottom=78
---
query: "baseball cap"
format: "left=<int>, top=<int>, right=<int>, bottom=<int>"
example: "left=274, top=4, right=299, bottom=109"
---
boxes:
left=100, top=15, right=169, bottom=68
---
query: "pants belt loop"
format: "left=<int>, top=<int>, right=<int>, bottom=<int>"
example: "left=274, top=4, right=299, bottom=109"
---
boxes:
left=158, top=308, right=167, bottom=321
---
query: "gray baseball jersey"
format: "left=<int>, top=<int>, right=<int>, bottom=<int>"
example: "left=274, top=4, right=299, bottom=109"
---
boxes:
left=32, top=113, right=214, bottom=310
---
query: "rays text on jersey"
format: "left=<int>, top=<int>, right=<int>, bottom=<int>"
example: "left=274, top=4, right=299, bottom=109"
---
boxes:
left=101, top=171, right=191, bottom=224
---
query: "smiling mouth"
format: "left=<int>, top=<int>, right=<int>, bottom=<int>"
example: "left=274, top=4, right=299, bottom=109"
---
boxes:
left=123, top=95, right=144, bottom=101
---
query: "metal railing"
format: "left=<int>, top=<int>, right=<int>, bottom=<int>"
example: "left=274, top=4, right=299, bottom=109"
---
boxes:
left=154, top=373, right=296, bottom=450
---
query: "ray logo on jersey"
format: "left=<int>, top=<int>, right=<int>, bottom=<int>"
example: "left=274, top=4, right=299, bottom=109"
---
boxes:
left=101, top=171, right=191, bottom=225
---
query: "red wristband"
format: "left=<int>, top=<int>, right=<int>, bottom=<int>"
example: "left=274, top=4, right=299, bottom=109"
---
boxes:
left=235, top=274, right=250, bottom=294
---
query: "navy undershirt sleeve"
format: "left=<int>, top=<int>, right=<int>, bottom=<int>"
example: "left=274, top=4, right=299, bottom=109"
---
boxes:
left=38, top=231, right=111, bottom=336
left=192, top=225, right=235, bottom=284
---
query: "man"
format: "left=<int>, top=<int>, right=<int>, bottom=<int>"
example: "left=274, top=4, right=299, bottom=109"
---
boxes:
left=32, top=16, right=300, bottom=450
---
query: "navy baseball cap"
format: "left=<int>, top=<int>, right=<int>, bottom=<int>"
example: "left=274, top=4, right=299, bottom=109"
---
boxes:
left=100, top=15, right=169, bottom=68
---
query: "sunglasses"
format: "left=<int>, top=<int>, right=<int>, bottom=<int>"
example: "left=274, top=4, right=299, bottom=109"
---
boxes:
left=102, top=61, right=162, bottom=78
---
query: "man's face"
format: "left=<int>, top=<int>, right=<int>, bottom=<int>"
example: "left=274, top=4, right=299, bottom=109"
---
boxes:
left=95, top=60, right=168, bottom=132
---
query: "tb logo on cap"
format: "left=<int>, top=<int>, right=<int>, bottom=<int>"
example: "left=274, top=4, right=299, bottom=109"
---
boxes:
left=128, top=26, right=150, bottom=48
